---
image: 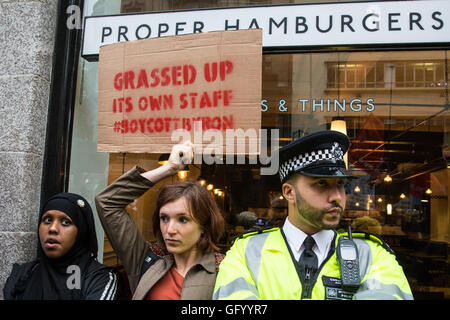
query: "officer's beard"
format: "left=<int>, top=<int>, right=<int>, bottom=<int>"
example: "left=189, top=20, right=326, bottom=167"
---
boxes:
left=294, top=187, right=343, bottom=232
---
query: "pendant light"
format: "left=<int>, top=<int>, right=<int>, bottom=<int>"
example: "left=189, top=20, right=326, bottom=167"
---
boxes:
left=387, top=203, right=393, bottom=215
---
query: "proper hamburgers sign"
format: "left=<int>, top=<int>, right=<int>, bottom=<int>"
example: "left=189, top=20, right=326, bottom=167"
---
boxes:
left=97, top=29, right=262, bottom=153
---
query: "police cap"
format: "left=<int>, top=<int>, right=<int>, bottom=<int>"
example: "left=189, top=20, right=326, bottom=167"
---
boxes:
left=278, top=130, right=354, bottom=183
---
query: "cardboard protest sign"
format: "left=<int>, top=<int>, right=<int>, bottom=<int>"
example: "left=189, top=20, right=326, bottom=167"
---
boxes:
left=98, top=29, right=262, bottom=154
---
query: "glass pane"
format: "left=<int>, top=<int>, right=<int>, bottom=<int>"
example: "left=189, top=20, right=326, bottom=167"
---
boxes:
left=396, top=64, right=404, bottom=87
left=68, top=0, right=123, bottom=263
left=416, top=65, right=425, bottom=84
left=406, top=63, right=414, bottom=87
left=297, top=50, right=449, bottom=300
left=376, top=62, right=384, bottom=87
left=327, top=63, right=336, bottom=88
left=72, top=1, right=450, bottom=299
left=436, top=62, right=444, bottom=88
left=120, top=0, right=369, bottom=13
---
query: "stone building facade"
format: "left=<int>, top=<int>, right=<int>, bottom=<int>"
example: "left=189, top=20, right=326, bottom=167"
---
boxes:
left=0, top=0, right=58, bottom=298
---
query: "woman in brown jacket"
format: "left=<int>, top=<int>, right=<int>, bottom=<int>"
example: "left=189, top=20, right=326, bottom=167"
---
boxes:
left=95, top=142, right=226, bottom=300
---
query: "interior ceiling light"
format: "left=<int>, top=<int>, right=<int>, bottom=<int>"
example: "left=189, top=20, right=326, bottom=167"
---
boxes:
left=158, top=153, right=169, bottom=165
left=330, top=117, right=348, bottom=168
left=387, top=203, right=393, bottom=215
left=177, top=165, right=189, bottom=180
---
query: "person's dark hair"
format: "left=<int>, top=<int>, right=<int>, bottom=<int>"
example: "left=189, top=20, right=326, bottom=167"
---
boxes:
left=237, top=211, right=258, bottom=229
left=152, top=181, right=225, bottom=253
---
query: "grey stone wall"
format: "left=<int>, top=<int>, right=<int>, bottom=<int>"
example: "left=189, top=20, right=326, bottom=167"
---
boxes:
left=0, top=0, right=58, bottom=298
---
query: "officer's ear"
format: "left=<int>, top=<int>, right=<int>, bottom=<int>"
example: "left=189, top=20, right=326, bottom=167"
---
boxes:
left=282, top=178, right=296, bottom=204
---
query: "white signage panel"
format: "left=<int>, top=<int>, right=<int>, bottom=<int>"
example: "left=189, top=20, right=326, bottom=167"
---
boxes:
left=82, top=1, right=450, bottom=59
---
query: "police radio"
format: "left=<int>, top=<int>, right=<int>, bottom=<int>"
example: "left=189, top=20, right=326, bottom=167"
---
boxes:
left=336, top=225, right=361, bottom=291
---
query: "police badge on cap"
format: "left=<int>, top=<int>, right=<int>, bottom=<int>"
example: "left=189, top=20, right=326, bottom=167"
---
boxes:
left=278, top=130, right=355, bottom=182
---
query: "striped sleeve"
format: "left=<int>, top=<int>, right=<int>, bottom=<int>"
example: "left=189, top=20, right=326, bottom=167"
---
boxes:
left=99, top=271, right=118, bottom=300
left=84, top=269, right=118, bottom=300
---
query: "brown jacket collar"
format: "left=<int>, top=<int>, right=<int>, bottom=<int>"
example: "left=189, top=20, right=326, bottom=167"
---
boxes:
left=132, top=251, right=218, bottom=300
left=150, top=242, right=221, bottom=273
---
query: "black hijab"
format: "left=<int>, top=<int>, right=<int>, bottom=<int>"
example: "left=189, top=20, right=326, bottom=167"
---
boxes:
left=12, top=193, right=99, bottom=300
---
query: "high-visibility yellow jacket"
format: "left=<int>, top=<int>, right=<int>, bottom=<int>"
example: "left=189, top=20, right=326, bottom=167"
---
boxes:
left=213, top=228, right=413, bottom=300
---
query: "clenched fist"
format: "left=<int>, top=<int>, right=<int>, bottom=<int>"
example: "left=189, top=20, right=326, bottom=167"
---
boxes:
left=167, top=141, right=195, bottom=173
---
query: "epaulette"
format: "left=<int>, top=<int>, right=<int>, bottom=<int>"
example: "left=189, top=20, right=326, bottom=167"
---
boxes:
left=341, top=231, right=395, bottom=255
left=230, top=227, right=279, bottom=245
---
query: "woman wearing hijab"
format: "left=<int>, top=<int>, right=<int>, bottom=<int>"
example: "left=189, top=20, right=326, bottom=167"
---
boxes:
left=3, top=193, right=117, bottom=300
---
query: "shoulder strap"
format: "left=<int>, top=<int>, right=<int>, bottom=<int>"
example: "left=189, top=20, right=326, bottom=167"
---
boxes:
left=139, top=248, right=161, bottom=280
left=346, top=231, right=395, bottom=255
left=230, top=227, right=279, bottom=245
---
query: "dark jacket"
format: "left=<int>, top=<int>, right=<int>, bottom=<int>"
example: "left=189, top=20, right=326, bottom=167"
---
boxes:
left=3, top=259, right=117, bottom=300
left=95, top=165, right=223, bottom=300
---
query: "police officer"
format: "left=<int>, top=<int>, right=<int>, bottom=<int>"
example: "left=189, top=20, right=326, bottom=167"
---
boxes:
left=213, top=130, right=413, bottom=300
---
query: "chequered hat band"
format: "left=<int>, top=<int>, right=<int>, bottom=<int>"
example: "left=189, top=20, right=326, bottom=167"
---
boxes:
left=279, top=142, right=344, bottom=181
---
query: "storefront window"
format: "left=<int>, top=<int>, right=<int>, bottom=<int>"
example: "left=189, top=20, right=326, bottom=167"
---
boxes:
left=259, top=50, right=449, bottom=299
left=68, top=0, right=122, bottom=262
left=119, top=0, right=373, bottom=13
left=72, top=0, right=449, bottom=299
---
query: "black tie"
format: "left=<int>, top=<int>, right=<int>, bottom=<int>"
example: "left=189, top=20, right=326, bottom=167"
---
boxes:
left=298, top=236, right=318, bottom=283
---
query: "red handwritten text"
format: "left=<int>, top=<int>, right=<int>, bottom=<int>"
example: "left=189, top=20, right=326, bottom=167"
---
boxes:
left=113, top=60, right=234, bottom=90
left=179, top=90, right=232, bottom=109
left=204, top=61, right=233, bottom=82
left=112, top=90, right=233, bottom=113
left=114, top=65, right=196, bottom=90
left=113, top=115, right=234, bottom=134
